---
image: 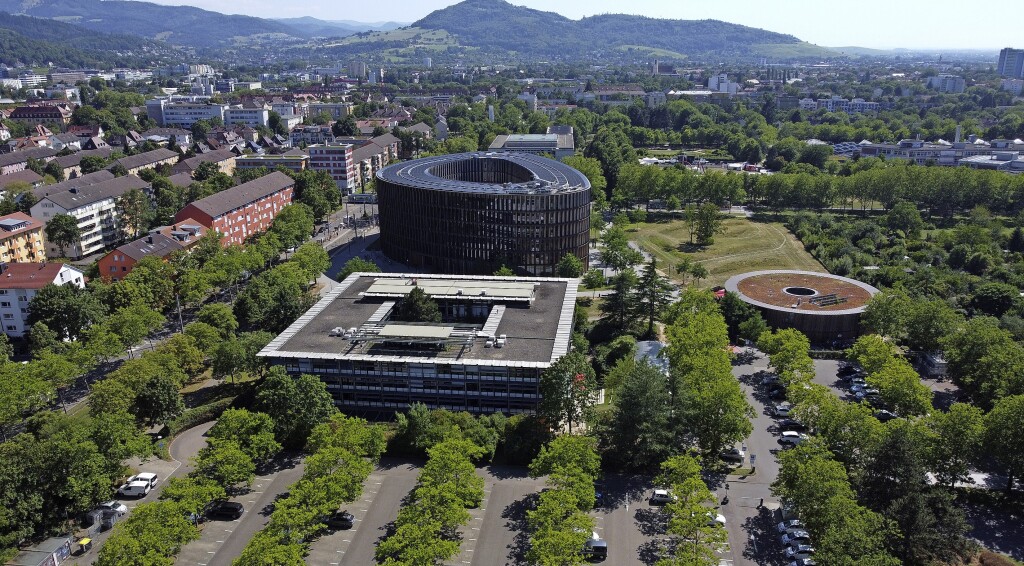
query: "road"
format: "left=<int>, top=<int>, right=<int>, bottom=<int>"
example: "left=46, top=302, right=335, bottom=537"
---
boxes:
left=67, top=421, right=215, bottom=564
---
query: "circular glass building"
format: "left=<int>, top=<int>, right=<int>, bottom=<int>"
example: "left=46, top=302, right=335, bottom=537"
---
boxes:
left=376, top=152, right=592, bottom=276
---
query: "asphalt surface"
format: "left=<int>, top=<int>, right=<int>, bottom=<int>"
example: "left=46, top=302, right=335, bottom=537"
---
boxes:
left=67, top=421, right=214, bottom=564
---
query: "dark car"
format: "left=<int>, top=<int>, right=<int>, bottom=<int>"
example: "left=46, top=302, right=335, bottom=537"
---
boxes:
left=778, top=418, right=807, bottom=432
left=582, top=534, right=608, bottom=561
left=206, top=501, right=244, bottom=521
left=325, top=510, right=354, bottom=530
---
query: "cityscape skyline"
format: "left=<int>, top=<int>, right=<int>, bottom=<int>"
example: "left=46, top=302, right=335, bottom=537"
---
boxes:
left=142, top=0, right=1017, bottom=51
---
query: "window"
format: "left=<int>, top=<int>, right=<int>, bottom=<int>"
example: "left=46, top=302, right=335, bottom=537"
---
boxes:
left=0, top=302, right=8, bottom=308
left=5, top=326, right=15, bottom=332
left=2, top=314, right=12, bottom=320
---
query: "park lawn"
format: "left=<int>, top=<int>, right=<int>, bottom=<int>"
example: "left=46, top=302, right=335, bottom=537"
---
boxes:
left=629, top=216, right=826, bottom=288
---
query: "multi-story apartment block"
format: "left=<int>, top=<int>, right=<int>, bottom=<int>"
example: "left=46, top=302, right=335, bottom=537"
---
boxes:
left=290, top=125, right=336, bottom=146
left=308, top=102, right=353, bottom=120
left=146, top=98, right=228, bottom=128
left=0, top=147, right=58, bottom=175
left=98, top=220, right=207, bottom=281
left=308, top=143, right=357, bottom=193
left=170, top=149, right=237, bottom=177
left=174, top=171, right=295, bottom=246
left=998, top=48, right=1024, bottom=79
left=0, top=213, right=46, bottom=263
left=224, top=107, right=270, bottom=128
left=799, top=96, right=880, bottom=114
left=1002, top=79, right=1024, bottom=97
left=31, top=175, right=151, bottom=259
left=109, top=148, right=179, bottom=176
left=8, top=104, right=74, bottom=127
left=235, top=154, right=309, bottom=173
left=927, top=74, right=966, bottom=94
left=0, top=262, right=85, bottom=337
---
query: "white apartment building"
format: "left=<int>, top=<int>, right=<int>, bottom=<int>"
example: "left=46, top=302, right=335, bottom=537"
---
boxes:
left=31, top=175, right=150, bottom=259
left=799, top=96, right=880, bottom=114
left=1001, top=79, right=1024, bottom=97
left=308, top=143, right=357, bottom=193
left=308, top=102, right=353, bottom=120
left=146, top=98, right=228, bottom=128
left=290, top=125, right=336, bottom=146
left=998, top=48, right=1024, bottom=79
left=926, top=74, right=966, bottom=94
left=224, top=107, right=270, bottom=127
left=708, top=73, right=739, bottom=95
left=0, top=262, right=85, bottom=337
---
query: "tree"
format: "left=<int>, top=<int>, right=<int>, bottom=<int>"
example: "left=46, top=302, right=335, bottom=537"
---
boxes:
left=537, top=351, right=597, bottom=433
left=294, top=170, right=341, bottom=222
left=332, top=115, right=358, bottom=137
left=336, top=257, right=380, bottom=281
left=27, top=283, right=106, bottom=342
left=493, top=264, right=515, bottom=276
left=44, top=213, right=81, bottom=257
left=197, top=302, right=238, bottom=338
left=657, top=454, right=727, bottom=566
left=90, top=410, right=151, bottom=477
left=116, top=188, right=151, bottom=241
left=157, top=334, right=205, bottom=380
left=253, top=368, right=336, bottom=448
left=106, top=304, right=166, bottom=358
left=886, top=200, right=924, bottom=238
left=235, top=263, right=316, bottom=333
left=694, top=202, right=724, bottom=246
left=867, top=359, right=933, bottom=417
left=689, top=263, right=709, bottom=287
left=600, top=225, right=642, bottom=271
left=194, top=438, right=256, bottom=490
left=604, top=360, right=673, bottom=470
left=96, top=501, right=199, bottom=565
left=984, top=395, right=1024, bottom=493
left=555, top=253, right=584, bottom=278
left=925, top=403, right=984, bottom=488
left=79, top=155, right=108, bottom=174
left=634, top=259, right=674, bottom=337
left=184, top=322, right=222, bottom=355
left=268, top=204, right=314, bottom=250
left=290, top=241, right=330, bottom=282
left=133, top=373, right=184, bottom=426
left=562, top=156, right=608, bottom=201
left=393, top=286, right=442, bottom=323
left=970, top=282, right=1020, bottom=318
left=160, top=476, right=226, bottom=521
left=599, top=270, right=638, bottom=331
left=190, top=119, right=211, bottom=141
left=43, top=160, right=64, bottom=182
left=582, top=269, right=605, bottom=290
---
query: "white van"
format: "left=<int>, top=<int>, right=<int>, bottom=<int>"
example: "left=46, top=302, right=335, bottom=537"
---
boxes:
left=117, top=480, right=151, bottom=498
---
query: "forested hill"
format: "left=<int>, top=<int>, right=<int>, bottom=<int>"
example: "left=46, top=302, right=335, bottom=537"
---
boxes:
left=0, top=12, right=178, bottom=67
left=412, top=0, right=822, bottom=59
left=0, top=0, right=302, bottom=48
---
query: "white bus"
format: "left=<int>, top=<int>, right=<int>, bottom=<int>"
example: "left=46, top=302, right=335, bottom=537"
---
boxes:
left=349, top=193, right=377, bottom=204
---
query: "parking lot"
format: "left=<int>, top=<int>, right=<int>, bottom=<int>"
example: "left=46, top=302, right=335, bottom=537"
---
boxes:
left=175, top=458, right=306, bottom=566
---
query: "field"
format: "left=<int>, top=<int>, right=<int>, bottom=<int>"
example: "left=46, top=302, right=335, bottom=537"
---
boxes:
left=628, top=216, right=825, bottom=288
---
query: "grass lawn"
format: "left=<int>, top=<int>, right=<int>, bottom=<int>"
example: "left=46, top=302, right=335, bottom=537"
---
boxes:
left=628, top=216, right=825, bottom=288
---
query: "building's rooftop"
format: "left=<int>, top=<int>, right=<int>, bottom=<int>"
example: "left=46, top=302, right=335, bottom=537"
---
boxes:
left=185, top=171, right=293, bottom=218
left=0, top=262, right=77, bottom=289
left=0, top=169, right=42, bottom=189
left=0, top=212, right=41, bottom=237
left=31, top=169, right=115, bottom=200
left=110, top=148, right=179, bottom=171
left=376, top=152, right=590, bottom=196
left=259, top=273, right=577, bottom=368
left=52, top=147, right=113, bottom=169
left=41, top=174, right=149, bottom=210
left=0, top=146, right=58, bottom=168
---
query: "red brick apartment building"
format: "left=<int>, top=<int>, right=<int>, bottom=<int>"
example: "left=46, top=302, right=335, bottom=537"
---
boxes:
left=174, top=171, right=294, bottom=246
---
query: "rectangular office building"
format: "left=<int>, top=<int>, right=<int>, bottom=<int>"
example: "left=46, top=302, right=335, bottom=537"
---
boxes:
left=258, top=273, right=578, bottom=418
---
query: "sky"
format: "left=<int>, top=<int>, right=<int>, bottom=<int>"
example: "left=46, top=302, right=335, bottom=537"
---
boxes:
left=141, top=0, right=1014, bottom=50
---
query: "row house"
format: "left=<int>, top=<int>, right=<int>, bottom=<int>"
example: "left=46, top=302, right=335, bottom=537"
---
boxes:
left=31, top=175, right=151, bottom=259
left=8, top=104, right=74, bottom=127
left=0, top=262, right=85, bottom=337
left=235, top=153, right=309, bottom=174
left=98, top=220, right=207, bottom=281
left=0, top=170, right=43, bottom=191
left=52, top=148, right=114, bottom=179
left=170, top=148, right=238, bottom=177
left=109, top=148, right=179, bottom=176
left=0, top=147, right=58, bottom=175
left=174, top=171, right=295, bottom=246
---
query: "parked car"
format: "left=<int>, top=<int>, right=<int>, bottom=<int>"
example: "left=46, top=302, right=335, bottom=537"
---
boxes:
left=117, top=480, right=151, bottom=498
left=706, top=512, right=726, bottom=527
left=876, top=409, right=899, bottom=422
left=582, top=532, right=608, bottom=561
left=777, top=419, right=807, bottom=432
left=127, top=472, right=158, bottom=488
left=773, top=404, right=793, bottom=417
left=206, top=501, right=244, bottom=520
left=779, top=431, right=808, bottom=447
left=850, top=383, right=870, bottom=393
left=854, top=389, right=880, bottom=401
left=325, top=510, right=354, bottom=530
left=720, top=447, right=745, bottom=463
left=789, top=559, right=817, bottom=566
left=95, top=501, right=128, bottom=516
left=837, top=364, right=861, bottom=376
left=760, top=373, right=781, bottom=386
left=781, top=531, right=812, bottom=547
left=777, top=519, right=804, bottom=533
left=650, top=489, right=675, bottom=505
left=785, top=544, right=816, bottom=558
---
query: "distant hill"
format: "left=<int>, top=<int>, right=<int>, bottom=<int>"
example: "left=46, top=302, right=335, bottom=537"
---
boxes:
left=406, top=0, right=824, bottom=60
left=0, top=0, right=304, bottom=48
left=275, top=16, right=407, bottom=38
left=0, top=12, right=178, bottom=67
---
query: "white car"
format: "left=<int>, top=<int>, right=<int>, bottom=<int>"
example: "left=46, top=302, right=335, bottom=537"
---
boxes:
left=781, top=531, right=812, bottom=547
left=117, top=480, right=151, bottom=498
left=96, top=501, right=128, bottom=516
left=720, top=447, right=745, bottom=463
left=779, top=431, right=808, bottom=447
left=707, top=512, right=726, bottom=527
left=773, top=404, right=793, bottom=417
left=650, top=489, right=676, bottom=505
left=127, top=472, right=159, bottom=488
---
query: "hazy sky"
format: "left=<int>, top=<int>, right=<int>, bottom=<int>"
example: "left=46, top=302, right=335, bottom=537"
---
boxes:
left=142, top=0, right=1013, bottom=50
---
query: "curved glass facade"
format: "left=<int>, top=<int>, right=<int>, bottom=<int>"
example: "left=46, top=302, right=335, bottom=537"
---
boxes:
left=377, top=153, right=592, bottom=275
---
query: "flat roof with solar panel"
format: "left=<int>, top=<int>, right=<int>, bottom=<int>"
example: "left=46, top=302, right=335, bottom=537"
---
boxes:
left=258, top=272, right=580, bottom=417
